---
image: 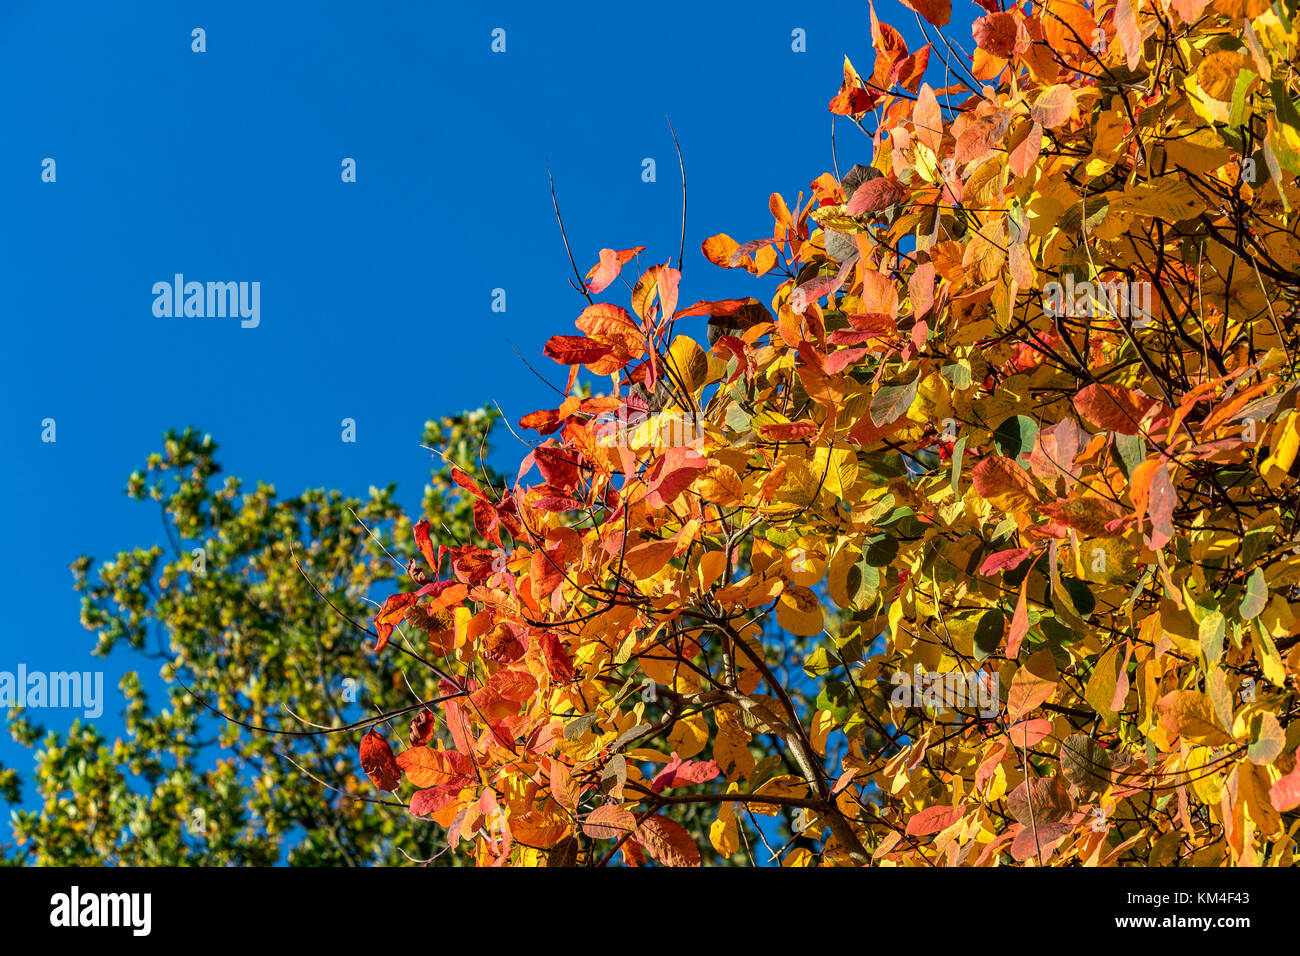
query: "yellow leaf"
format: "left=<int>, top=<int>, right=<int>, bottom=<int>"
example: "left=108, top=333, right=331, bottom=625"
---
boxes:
left=777, top=584, right=825, bottom=636
left=1157, top=690, right=1231, bottom=745
left=666, top=334, right=710, bottom=394
left=751, top=774, right=810, bottom=815
left=695, top=464, right=745, bottom=505
left=811, top=442, right=860, bottom=499
left=710, top=802, right=740, bottom=857
left=714, top=712, right=755, bottom=781
left=811, top=709, right=836, bottom=756
left=667, top=710, right=709, bottom=760
left=1110, top=180, right=1204, bottom=222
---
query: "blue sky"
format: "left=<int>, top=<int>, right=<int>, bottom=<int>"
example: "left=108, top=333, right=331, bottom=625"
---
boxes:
left=0, top=0, right=977, bottom=819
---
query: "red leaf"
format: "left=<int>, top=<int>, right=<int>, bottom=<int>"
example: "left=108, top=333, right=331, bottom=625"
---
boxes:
left=414, top=579, right=469, bottom=612
left=543, top=334, right=612, bottom=366
left=728, top=238, right=775, bottom=267
left=1114, top=0, right=1142, bottom=70
left=359, top=729, right=401, bottom=792
left=825, top=347, right=870, bottom=374
left=829, top=85, right=881, bottom=116
left=1009, top=718, right=1053, bottom=748
left=909, top=262, right=936, bottom=319
left=1146, top=463, right=1176, bottom=550
left=451, top=466, right=487, bottom=500
left=1009, top=121, right=1043, bottom=178
left=409, top=784, right=464, bottom=819
left=1270, top=750, right=1300, bottom=812
left=712, top=335, right=750, bottom=383
left=408, top=707, right=436, bottom=747
left=790, top=258, right=856, bottom=314
left=474, top=499, right=502, bottom=547
left=890, top=44, right=932, bottom=93
left=675, top=297, right=765, bottom=321
left=846, top=176, right=906, bottom=215
left=646, top=447, right=708, bottom=509
left=413, top=518, right=439, bottom=574
left=650, top=752, right=722, bottom=793
left=1038, top=497, right=1125, bottom=537
left=978, top=547, right=1033, bottom=576
left=634, top=814, right=701, bottom=866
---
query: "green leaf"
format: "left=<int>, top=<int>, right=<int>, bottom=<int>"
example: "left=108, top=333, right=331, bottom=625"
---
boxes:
left=1200, top=610, right=1225, bottom=666
left=803, top=646, right=835, bottom=678
left=1229, top=70, right=1257, bottom=128
left=1060, top=577, right=1096, bottom=617
left=1247, top=712, right=1284, bottom=765
left=1242, top=512, right=1278, bottom=568
left=942, top=361, right=972, bottom=390
left=950, top=434, right=967, bottom=494
left=863, top=532, right=899, bottom=566
left=1239, top=567, right=1268, bottom=620
left=993, top=415, right=1039, bottom=461
left=870, top=378, right=919, bottom=426
left=1272, top=79, right=1300, bottom=132
left=1113, top=433, right=1145, bottom=477
left=844, top=557, right=881, bottom=610
left=973, top=609, right=1005, bottom=662
left=726, top=404, right=752, bottom=433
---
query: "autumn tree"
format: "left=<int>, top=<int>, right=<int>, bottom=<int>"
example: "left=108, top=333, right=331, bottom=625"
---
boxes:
left=347, top=0, right=1300, bottom=868
left=1, top=410, right=503, bottom=865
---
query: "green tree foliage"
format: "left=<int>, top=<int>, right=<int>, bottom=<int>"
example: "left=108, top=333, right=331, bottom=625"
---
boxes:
left=2, top=411, right=501, bottom=865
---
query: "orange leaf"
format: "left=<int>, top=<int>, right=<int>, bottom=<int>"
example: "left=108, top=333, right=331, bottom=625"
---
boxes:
left=396, top=747, right=475, bottom=789
left=1030, top=84, right=1075, bottom=128
left=702, top=233, right=741, bottom=269
left=583, top=804, right=638, bottom=840
left=972, top=455, right=1041, bottom=510
left=549, top=759, right=580, bottom=811
left=758, top=421, right=819, bottom=441
left=623, top=538, right=678, bottom=578
left=1009, top=121, right=1043, bottom=177
left=1008, top=651, right=1057, bottom=720
left=584, top=246, right=644, bottom=294
left=972, top=11, right=1029, bottom=58
left=373, top=592, right=418, bottom=652
left=1007, top=573, right=1030, bottom=660
left=899, top=0, right=950, bottom=27
left=913, top=84, right=944, bottom=155
left=1073, top=383, right=1158, bottom=435
left=906, top=805, right=959, bottom=835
